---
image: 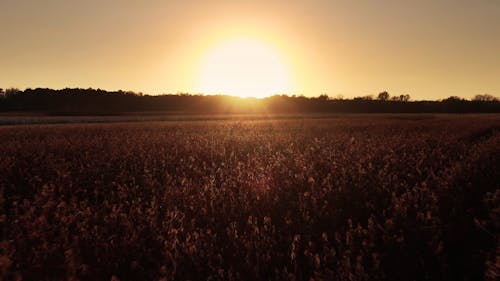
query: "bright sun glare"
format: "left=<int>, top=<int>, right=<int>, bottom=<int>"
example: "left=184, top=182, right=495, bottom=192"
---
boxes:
left=197, top=38, right=291, bottom=98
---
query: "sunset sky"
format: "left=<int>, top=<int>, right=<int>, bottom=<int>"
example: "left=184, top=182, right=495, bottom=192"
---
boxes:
left=1, top=0, right=499, bottom=99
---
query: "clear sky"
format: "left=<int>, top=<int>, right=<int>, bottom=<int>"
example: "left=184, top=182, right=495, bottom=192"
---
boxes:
left=1, top=0, right=499, bottom=99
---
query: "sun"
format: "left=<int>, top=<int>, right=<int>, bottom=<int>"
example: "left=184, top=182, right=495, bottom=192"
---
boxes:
left=196, top=37, right=291, bottom=98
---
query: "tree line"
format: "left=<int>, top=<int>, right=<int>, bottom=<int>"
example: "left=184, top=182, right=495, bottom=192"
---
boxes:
left=0, top=87, right=499, bottom=114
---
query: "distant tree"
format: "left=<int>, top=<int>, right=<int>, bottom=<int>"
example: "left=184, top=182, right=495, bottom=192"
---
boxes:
left=473, top=94, right=498, bottom=102
left=317, top=94, right=329, bottom=101
left=354, top=95, right=373, bottom=101
left=399, top=94, right=411, bottom=102
left=5, top=88, right=20, bottom=97
left=0, top=88, right=498, bottom=113
left=443, top=96, right=464, bottom=102
left=388, top=94, right=411, bottom=102
left=377, top=91, right=389, bottom=101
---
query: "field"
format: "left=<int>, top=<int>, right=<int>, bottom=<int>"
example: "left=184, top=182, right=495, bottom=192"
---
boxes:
left=0, top=115, right=499, bottom=281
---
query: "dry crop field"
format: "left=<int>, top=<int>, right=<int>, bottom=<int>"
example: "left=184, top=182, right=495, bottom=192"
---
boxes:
left=0, top=115, right=499, bottom=281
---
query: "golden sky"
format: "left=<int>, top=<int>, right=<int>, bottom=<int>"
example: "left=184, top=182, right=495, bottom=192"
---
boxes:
left=0, top=0, right=499, bottom=99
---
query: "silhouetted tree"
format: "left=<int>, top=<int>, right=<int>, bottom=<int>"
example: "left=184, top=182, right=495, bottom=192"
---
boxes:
left=0, top=88, right=498, bottom=113
left=317, top=94, right=329, bottom=101
left=473, top=94, right=498, bottom=102
left=399, top=94, right=411, bottom=102
left=443, top=96, right=464, bottom=102
left=354, top=95, right=373, bottom=101
left=5, top=88, right=20, bottom=97
left=388, top=94, right=410, bottom=102
left=377, top=91, right=390, bottom=101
